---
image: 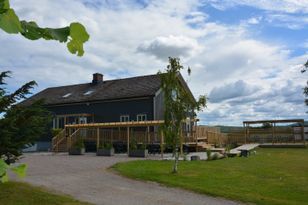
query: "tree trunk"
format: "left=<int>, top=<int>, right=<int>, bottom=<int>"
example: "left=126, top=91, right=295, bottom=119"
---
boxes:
left=172, top=145, right=179, bottom=173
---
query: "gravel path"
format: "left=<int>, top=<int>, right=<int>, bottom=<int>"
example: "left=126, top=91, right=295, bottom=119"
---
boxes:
left=20, top=153, right=242, bottom=205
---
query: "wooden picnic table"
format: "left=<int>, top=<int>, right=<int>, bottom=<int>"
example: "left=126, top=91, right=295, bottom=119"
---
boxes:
left=229, top=144, right=259, bottom=157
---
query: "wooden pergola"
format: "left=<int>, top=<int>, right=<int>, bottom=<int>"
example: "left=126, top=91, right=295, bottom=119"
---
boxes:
left=65, top=120, right=166, bottom=157
left=243, top=119, right=305, bottom=144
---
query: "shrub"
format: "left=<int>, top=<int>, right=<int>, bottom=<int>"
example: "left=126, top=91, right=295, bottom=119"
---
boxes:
left=130, top=139, right=137, bottom=151
left=138, top=143, right=147, bottom=150
left=211, top=153, right=219, bottom=160
left=103, top=142, right=113, bottom=149
left=206, top=149, right=211, bottom=161
left=51, top=128, right=63, bottom=137
left=73, top=139, right=84, bottom=149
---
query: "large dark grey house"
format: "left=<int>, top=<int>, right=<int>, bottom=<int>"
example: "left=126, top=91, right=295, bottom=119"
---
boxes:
left=22, top=73, right=194, bottom=151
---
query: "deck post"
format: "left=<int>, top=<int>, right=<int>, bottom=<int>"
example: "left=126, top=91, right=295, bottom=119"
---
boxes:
left=127, top=127, right=130, bottom=156
left=271, top=123, right=275, bottom=144
left=96, top=127, right=100, bottom=150
left=147, top=126, right=150, bottom=144
left=302, top=121, right=305, bottom=144
left=196, top=130, right=199, bottom=152
left=67, top=127, right=71, bottom=151
left=64, top=117, right=67, bottom=127
left=247, top=123, right=250, bottom=144
left=243, top=122, right=247, bottom=144
left=111, top=128, right=113, bottom=144
left=160, top=128, right=164, bottom=159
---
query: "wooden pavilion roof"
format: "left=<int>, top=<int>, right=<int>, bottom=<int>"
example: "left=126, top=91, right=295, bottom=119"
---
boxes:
left=243, top=119, right=304, bottom=124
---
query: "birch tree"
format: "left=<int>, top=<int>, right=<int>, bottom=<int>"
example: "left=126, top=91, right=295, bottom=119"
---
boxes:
left=159, top=57, right=206, bottom=173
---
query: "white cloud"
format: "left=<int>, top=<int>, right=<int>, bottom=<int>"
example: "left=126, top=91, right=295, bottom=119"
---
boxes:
left=208, top=0, right=308, bottom=13
left=266, top=13, right=308, bottom=29
left=241, top=16, right=263, bottom=25
left=208, top=80, right=259, bottom=103
left=137, top=35, right=202, bottom=60
left=1, top=0, right=307, bottom=125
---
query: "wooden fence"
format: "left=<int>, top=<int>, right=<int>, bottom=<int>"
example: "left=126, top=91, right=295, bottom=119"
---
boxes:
left=188, top=126, right=227, bottom=146
left=226, top=126, right=304, bottom=145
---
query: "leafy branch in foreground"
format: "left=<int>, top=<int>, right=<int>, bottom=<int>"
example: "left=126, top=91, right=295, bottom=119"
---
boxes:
left=159, top=57, right=207, bottom=173
left=0, top=0, right=89, bottom=56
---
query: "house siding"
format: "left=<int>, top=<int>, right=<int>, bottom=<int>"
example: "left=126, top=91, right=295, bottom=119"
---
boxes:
left=153, top=89, right=164, bottom=120
left=46, top=97, right=155, bottom=123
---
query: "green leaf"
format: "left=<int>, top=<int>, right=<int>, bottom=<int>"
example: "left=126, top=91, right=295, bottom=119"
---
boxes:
left=67, top=22, right=89, bottom=56
left=20, top=21, right=42, bottom=40
left=0, top=159, right=9, bottom=176
left=0, top=2, right=89, bottom=56
left=21, top=21, right=70, bottom=42
left=47, top=27, right=70, bottom=42
left=0, top=8, right=22, bottom=33
left=0, top=0, right=10, bottom=13
left=11, top=163, right=27, bottom=178
left=1, top=172, right=9, bottom=183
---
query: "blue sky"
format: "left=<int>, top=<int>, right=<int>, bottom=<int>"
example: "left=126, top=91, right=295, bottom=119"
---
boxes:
left=1, top=0, right=307, bottom=125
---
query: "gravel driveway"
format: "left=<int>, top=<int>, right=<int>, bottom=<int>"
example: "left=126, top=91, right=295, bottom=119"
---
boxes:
left=20, top=153, right=241, bottom=205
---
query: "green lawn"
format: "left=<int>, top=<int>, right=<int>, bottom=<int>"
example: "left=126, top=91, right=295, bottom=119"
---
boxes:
left=0, top=181, right=91, bottom=205
left=113, top=148, right=308, bottom=205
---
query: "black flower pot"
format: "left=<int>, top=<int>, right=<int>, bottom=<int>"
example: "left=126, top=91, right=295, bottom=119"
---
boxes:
left=129, top=149, right=148, bottom=158
left=69, top=148, right=85, bottom=155
left=96, top=148, right=115, bottom=156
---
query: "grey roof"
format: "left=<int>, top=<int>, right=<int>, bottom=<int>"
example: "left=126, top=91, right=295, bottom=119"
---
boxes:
left=22, top=74, right=162, bottom=106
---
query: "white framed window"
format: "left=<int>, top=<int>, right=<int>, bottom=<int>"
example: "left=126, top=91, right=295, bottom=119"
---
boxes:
left=137, top=114, right=147, bottom=121
left=84, top=90, right=94, bottom=95
left=79, top=117, right=87, bottom=124
left=120, top=115, right=130, bottom=122
left=62, top=93, right=72, bottom=98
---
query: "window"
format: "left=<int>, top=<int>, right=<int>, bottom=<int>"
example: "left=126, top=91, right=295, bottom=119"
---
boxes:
left=137, top=114, right=147, bottom=121
left=62, top=93, right=72, bottom=98
left=84, top=90, right=94, bottom=95
left=120, top=115, right=130, bottom=122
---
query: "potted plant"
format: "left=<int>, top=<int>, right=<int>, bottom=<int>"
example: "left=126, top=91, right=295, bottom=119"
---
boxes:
left=69, top=139, right=85, bottom=155
left=96, top=142, right=114, bottom=156
left=129, top=141, right=148, bottom=158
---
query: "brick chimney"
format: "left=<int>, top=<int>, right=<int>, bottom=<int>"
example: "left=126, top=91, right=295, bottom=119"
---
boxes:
left=92, top=73, right=103, bottom=84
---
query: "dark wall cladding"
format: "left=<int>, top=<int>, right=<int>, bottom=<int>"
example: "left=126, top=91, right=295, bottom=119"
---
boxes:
left=46, top=97, right=155, bottom=122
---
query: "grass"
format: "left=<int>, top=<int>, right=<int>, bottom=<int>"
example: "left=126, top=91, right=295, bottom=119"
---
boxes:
left=0, top=181, right=92, bottom=205
left=113, top=148, right=308, bottom=205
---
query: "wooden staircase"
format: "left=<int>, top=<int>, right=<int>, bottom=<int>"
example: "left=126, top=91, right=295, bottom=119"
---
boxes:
left=52, top=129, right=68, bottom=152
left=52, top=128, right=81, bottom=153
